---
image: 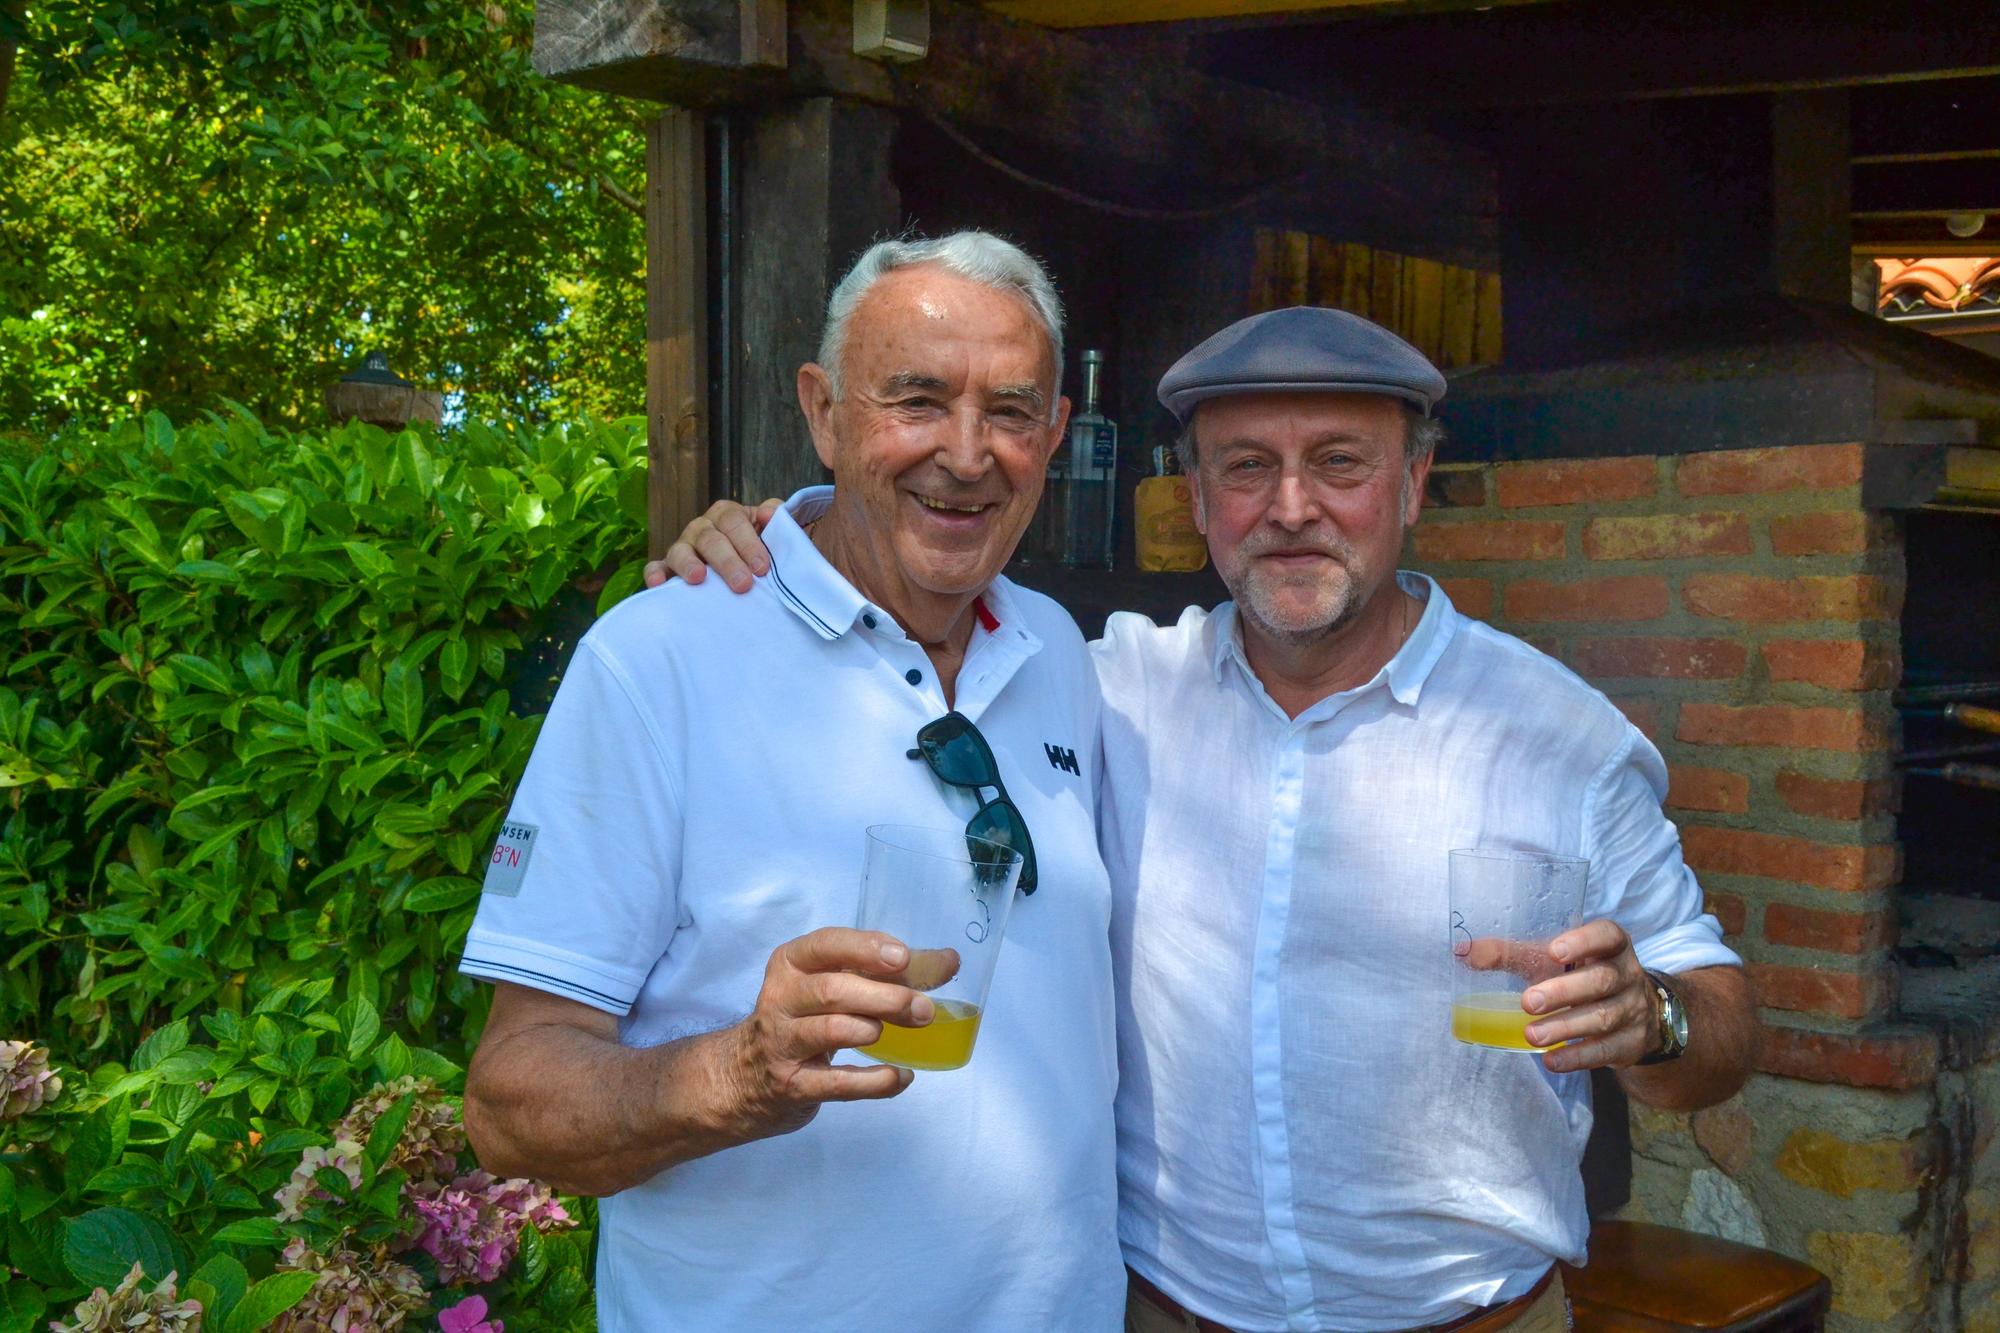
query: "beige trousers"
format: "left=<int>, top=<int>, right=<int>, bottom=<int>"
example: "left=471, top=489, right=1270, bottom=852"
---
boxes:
left=1124, top=1269, right=1571, bottom=1333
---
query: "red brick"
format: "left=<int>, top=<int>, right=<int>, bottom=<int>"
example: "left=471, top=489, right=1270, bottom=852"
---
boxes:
left=1574, top=636, right=1748, bottom=681
left=1769, top=511, right=1882, bottom=557
left=1758, top=1025, right=1940, bottom=1089
left=1706, top=891, right=1748, bottom=937
left=1763, top=639, right=1899, bottom=691
left=1612, top=697, right=1661, bottom=740
left=1583, top=513, right=1755, bottom=561
left=1677, top=703, right=1889, bottom=753
left=1748, top=962, right=1892, bottom=1019
left=1675, top=443, right=1865, bottom=496
left=1424, top=467, right=1490, bottom=509
left=1505, top=576, right=1670, bottom=622
left=1680, top=825, right=1898, bottom=892
left=1776, top=771, right=1898, bottom=821
left=1668, top=765, right=1752, bottom=814
left=1436, top=577, right=1495, bottom=619
left=1497, top=456, right=1659, bottom=508
left=1765, top=903, right=1898, bottom=955
left=1682, top=574, right=1898, bottom=624
left=1412, top=519, right=1566, bottom=562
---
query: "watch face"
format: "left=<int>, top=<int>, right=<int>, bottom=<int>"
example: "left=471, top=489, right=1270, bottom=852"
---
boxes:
left=1667, top=996, right=1691, bottom=1052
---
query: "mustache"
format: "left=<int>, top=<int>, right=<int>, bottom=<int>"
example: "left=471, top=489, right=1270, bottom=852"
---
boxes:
left=1240, top=531, right=1357, bottom=562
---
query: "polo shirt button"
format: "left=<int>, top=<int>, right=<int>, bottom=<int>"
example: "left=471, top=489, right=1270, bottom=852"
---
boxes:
left=863, top=613, right=877, bottom=629
left=905, top=668, right=923, bottom=686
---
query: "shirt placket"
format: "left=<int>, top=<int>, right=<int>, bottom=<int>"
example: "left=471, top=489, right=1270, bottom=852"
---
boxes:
left=1251, top=715, right=1319, bottom=1328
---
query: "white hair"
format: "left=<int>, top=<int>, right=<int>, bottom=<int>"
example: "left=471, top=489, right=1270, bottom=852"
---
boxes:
left=818, top=231, right=1067, bottom=422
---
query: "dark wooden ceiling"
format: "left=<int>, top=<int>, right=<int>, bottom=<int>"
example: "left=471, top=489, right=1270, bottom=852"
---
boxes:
left=1147, top=0, right=2000, bottom=255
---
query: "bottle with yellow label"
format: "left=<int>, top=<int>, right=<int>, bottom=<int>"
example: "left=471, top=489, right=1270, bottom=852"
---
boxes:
left=1134, top=444, right=1207, bottom=573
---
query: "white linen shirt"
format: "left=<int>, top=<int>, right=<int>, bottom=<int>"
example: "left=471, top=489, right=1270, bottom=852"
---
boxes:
left=461, top=488, right=1124, bottom=1333
left=1094, top=573, right=1739, bottom=1333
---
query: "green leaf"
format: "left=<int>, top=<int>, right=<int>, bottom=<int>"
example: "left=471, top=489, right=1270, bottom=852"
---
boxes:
left=65, top=1099, right=130, bottom=1191
left=223, top=1270, right=321, bottom=1333
left=438, top=635, right=473, bottom=700
left=208, top=1217, right=285, bottom=1249
left=342, top=540, right=396, bottom=578
left=383, top=658, right=422, bottom=743
left=401, top=875, right=478, bottom=913
left=190, top=1252, right=251, bottom=1322
left=61, top=1206, right=179, bottom=1288
left=338, top=996, right=381, bottom=1060
left=360, top=1093, right=415, bottom=1180
left=396, top=433, right=437, bottom=494
left=371, top=1033, right=412, bottom=1082
left=130, top=1019, right=190, bottom=1072
left=167, top=652, right=232, bottom=693
left=175, top=559, right=241, bottom=585
left=0, top=1280, right=48, bottom=1333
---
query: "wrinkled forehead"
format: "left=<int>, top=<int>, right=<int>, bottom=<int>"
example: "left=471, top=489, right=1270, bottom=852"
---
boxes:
left=850, top=267, right=1058, bottom=386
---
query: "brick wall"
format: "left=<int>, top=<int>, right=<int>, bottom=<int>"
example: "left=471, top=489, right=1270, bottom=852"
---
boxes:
left=1409, top=443, right=1907, bottom=1041
left=1405, top=441, right=2000, bottom=1330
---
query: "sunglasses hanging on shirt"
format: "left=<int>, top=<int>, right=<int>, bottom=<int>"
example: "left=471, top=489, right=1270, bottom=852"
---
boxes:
left=912, top=711, right=1039, bottom=894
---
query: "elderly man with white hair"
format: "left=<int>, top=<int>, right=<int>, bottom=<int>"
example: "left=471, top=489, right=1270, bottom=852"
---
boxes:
left=458, top=232, right=1126, bottom=1331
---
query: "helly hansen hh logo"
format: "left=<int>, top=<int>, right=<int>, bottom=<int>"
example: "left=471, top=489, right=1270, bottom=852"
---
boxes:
left=1045, top=743, right=1080, bottom=775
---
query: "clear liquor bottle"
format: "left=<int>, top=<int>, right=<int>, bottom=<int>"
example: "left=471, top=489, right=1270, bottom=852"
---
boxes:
left=1023, top=427, right=1069, bottom=564
left=1064, top=349, right=1117, bottom=568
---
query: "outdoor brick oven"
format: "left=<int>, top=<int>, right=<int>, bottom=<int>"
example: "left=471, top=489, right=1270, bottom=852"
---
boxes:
left=1414, top=300, right=2000, bottom=1332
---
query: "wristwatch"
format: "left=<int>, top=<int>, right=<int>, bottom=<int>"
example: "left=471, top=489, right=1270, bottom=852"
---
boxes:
left=1634, top=969, right=1689, bottom=1065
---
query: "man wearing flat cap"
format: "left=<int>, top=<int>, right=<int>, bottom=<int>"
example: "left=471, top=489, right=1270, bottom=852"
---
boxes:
left=656, top=304, right=1757, bottom=1333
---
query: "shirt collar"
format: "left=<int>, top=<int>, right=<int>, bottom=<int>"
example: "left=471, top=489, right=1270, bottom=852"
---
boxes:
left=1204, top=570, right=1459, bottom=711
left=766, top=485, right=1029, bottom=652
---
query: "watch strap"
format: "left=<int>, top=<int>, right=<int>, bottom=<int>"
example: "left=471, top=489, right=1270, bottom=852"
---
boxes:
left=1634, top=968, right=1688, bottom=1066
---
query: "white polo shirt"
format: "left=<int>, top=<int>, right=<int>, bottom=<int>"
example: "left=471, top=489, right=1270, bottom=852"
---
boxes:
left=1095, top=574, right=1740, bottom=1332
left=461, top=487, right=1124, bottom=1333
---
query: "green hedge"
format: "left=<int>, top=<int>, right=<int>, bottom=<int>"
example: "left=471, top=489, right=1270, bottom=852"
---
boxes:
left=0, top=410, right=638, bottom=1331
left=0, top=410, right=649, bottom=1066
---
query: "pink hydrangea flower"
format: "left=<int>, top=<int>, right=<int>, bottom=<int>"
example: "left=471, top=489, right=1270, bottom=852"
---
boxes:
left=408, top=1171, right=572, bottom=1286
left=437, top=1295, right=503, bottom=1333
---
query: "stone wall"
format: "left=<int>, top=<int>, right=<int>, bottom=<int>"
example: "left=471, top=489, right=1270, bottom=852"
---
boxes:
left=1406, top=440, right=1999, bottom=1330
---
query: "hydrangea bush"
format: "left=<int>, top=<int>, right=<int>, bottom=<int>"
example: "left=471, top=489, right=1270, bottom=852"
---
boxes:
left=1, top=941, right=595, bottom=1333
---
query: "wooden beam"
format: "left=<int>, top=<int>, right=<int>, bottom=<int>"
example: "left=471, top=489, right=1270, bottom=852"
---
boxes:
left=534, top=0, right=784, bottom=102
left=735, top=99, right=900, bottom=505
left=645, top=110, right=709, bottom=561
left=986, top=0, right=1432, bottom=25
left=1853, top=159, right=2000, bottom=215
left=870, top=0, right=1493, bottom=261
left=1853, top=76, right=2000, bottom=160
left=1773, top=91, right=1851, bottom=305
left=985, top=0, right=1561, bottom=24
left=1207, top=0, right=2000, bottom=109
left=536, top=0, right=1493, bottom=263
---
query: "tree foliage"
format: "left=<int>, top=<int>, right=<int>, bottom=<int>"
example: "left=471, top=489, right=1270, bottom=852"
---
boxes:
left=0, top=0, right=649, bottom=432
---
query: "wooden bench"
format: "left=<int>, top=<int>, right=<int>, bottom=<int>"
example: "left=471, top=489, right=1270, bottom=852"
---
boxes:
left=1565, top=1220, right=1832, bottom=1332
left=1569, top=1077, right=1831, bottom=1332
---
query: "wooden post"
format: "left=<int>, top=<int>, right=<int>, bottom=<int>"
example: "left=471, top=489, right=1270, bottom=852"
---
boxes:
left=645, top=109, right=709, bottom=561
left=1772, top=90, right=1853, bottom=305
left=735, top=98, right=899, bottom=504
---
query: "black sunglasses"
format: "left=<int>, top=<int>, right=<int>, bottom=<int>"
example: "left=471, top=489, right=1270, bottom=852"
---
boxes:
left=912, top=711, right=1039, bottom=894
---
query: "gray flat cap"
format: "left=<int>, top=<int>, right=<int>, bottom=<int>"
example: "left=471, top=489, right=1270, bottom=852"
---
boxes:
left=1157, top=306, right=1447, bottom=424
